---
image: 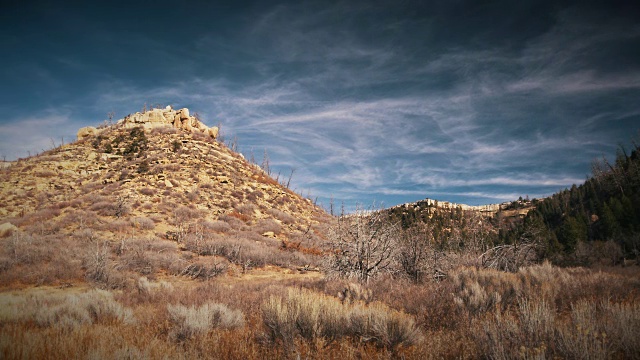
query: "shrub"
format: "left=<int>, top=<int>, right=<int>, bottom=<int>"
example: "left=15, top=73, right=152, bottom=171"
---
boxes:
left=167, top=302, right=244, bottom=341
left=253, top=219, right=281, bottom=235
left=236, top=203, right=255, bottom=215
left=601, top=301, right=640, bottom=358
left=1, top=289, right=134, bottom=331
left=267, top=208, right=295, bottom=225
left=219, top=214, right=245, bottom=229
left=262, top=288, right=421, bottom=351
left=202, top=220, right=231, bottom=233
left=557, top=299, right=610, bottom=359
left=131, top=216, right=155, bottom=230
left=136, top=276, right=173, bottom=296
left=226, top=211, right=250, bottom=223
left=139, top=187, right=156, bottom=196
left=171, top=140, right=182, bottom=152
left=451, top=267, right=521, bottom=314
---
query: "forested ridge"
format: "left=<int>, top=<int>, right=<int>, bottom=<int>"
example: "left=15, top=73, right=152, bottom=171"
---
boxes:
left=499, top=143, right=640, bottom=262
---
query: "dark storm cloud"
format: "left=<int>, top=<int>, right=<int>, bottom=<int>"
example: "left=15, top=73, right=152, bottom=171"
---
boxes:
left=1, top=0, right=639, bottom=207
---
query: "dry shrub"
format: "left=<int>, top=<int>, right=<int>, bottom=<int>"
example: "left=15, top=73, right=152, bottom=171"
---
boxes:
left=230, top=190, right=244, bottom=200
left=267, top=208, right=295, bottom=225
left=337, top=282, right=373, bottom=304
left=12, top=208, right=61, bottom=228
left=219, top=214, right=245, bottom=229
left=474, top=286, right=640, bottom=360
left=102, top=219, right=129, bottom=233
left=51, top=201, right=71, bottom=210
left=167, top=302, right=244, bottom=341
left=185, top=233, right=241, bottom=259
left=171, top=205, right=204, bottom=224
left=0, top=289, right=134, bottom=330
left=256, top=174, right=278, bottom=186
left=226, top=211, right=250, bottom=223
left=0, top=232, right=86, bottom=285
left=131, top=216, right=155, bottom=230
left=236, top=203, right=255, bottom=215
left=473, top=298, right=555, bottom=360
left=83, top=240, right=125, bottom=289
left=34, top=170, right=56, bottom=178
left=136, top=276, right=173, bottom=296
left=262, top=287, right=421, bottom=352
left=139, top=187, right=156, bottom=196
left=252, top=218, right=281, bottom=235
left=517, top=298, right=555, bottom=349
left=246, top=190, right=263, bottom=202
left=600, top=301, right=640, bottom=358
left=149, top=126, right=178, bottom=135
left=451, top=267, right=521, bottom=315
left=557, top=299, right=610, bottom=359
left=202, top=220, right=231, bottom=233
left=179, top=262, right=227, bottom=280
left=117, top=237, right=180, bottom=276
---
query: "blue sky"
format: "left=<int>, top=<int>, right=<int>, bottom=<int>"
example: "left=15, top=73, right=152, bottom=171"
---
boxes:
left=1, top=1, right=639, bottom=208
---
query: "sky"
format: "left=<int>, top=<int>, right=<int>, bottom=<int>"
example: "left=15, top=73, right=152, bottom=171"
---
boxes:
left=1, top=0, right=639, bottom=209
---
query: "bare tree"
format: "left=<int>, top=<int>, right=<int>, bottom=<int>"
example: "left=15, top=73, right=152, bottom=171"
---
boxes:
left=261, top=149, right=271, bottom=175
left=328, top=204, right=398, bottom=283
left=329, top=195, right=335, bottom=216
left=286, top=168, right=295, bottom=189
left=480, top=216, right=548, bottom=272
left=397, top=223, right=433, bottom=283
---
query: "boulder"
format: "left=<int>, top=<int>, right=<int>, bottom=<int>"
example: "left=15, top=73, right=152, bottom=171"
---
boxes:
left=0, top=222, right=18, bottom=238
left=77, top=126, right=99, bottom=140
left=180, top=108, right=190, bottom=120
left=208, top=126, right=219, bottom=139
left=262, top=231, right=276, bottom=238
left=147, top=110, right=167, bottom=124
left=182, top=118, right=193, bottom=131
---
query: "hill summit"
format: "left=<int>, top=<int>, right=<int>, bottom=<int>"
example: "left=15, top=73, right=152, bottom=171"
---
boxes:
left=77, top=106, right=219, bottom=140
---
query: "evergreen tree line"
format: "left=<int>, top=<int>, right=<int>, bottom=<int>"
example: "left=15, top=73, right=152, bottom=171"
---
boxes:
left=517, top=142, right=640, bottom=260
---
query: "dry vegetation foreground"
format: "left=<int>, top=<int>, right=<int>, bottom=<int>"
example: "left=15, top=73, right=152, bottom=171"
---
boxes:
left=1, top=262, right=639, bottom=359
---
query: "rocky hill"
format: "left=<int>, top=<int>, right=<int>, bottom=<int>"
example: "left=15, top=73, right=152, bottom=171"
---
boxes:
left=0, top=107, right=331, bottom=287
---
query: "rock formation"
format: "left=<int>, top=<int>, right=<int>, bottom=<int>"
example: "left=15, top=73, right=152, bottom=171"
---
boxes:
left=77, top=126, right=99, bottom=140
left=76, top=106, right=219, bottom=140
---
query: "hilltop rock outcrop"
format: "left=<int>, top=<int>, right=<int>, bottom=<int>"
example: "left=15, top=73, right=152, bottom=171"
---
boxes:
left=76, top=106, right=219, bottom=140
left=77, top=126, right=99, bottom=140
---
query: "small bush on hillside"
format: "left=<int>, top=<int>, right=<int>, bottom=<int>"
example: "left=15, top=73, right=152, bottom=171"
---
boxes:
left=267, top=208, right=295, bottom=225
left=202, top=220, right=231, bottom=233
left=236, top=203, right=255, bottom=215
left=131, top=216, right=155, bottom=231
left=253, top=219, right=281, bottom=235
left=167, top=302, right=244, bottom=341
